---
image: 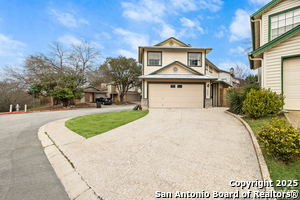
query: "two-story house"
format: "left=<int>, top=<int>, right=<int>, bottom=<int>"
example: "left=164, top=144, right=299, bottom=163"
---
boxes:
left=104, top=81, right=141, bottom=102
left=138, top=37, right=231, bottom=110
left=248, top=0, right=300, bottom=110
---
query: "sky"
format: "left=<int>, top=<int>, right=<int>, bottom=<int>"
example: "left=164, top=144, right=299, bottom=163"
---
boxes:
left=0, top=0, right=271, bottom=73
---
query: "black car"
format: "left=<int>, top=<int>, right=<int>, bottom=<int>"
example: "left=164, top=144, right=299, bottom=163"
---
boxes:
left=96, top=97, right=112, bottom=105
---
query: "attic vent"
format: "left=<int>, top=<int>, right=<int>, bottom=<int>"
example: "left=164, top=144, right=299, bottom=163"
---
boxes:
left=169, top=41, right=174, bottom=46
left=173, top=67, right=178, bottom=72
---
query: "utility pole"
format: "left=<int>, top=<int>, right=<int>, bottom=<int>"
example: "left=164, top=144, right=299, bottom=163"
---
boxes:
left=30, top=89, right=38, bottom=111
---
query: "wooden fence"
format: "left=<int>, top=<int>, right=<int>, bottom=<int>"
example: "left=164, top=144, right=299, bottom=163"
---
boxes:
left=220, top=87, right=243, bottom=107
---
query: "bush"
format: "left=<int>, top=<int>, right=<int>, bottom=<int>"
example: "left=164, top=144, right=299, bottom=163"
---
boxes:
left=258, top=118, right=300, bottom=163
left=226, top=84, right=260, bottom=114
left=242, top=88, right=284, bottom=119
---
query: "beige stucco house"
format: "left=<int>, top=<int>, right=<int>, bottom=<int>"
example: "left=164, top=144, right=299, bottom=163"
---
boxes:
left=248, top=0, right=300, bottom=110
left=138, top=37, right=231, bottom=110
left=79, top=85, right=106, bottom=103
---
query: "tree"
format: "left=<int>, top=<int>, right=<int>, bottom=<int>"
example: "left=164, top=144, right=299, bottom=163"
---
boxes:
left=233, top=63, right=257, bottom=87
left=86, top=60, right=112, bottom=87
left=105, top=56, right=142, bottom=102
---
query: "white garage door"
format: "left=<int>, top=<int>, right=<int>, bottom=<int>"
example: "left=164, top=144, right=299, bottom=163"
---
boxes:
left=283, top=56, right=300, bottom=110
left=149, top=83, right=204, bottom=108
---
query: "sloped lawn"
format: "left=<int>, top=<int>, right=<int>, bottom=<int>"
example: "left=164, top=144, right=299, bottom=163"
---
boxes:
left=65, top=110, right=149, bottom=138
left=243, top=114, right=300, bottom=193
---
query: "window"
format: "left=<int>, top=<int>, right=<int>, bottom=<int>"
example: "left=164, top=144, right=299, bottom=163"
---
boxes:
left=270, top=7, right=300, bottom=41
left=188, top=53, right=202, bottom=66
left=205, top=64, right=208, bottom=71
left=209, top=67, right=212, bottom=73
left=170, top=85, right=175, bottom=88
left=177, top=85, right=182, bottom=88
left=148, top=52, right=162, bottom=66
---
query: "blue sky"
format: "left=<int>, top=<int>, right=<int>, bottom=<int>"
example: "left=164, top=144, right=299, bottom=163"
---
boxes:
left=0, top=0, right=270, bottom=72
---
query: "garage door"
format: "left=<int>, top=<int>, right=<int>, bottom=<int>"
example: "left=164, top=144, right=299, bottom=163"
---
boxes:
left=149, top=83, right=204, bottom=108
left=283, top=56, right=300, bottom=110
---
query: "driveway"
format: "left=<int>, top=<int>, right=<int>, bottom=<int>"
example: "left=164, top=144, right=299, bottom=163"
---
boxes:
left=0, top=105, right=134, bottom=200
left=54, top=108, right=262, bottom=199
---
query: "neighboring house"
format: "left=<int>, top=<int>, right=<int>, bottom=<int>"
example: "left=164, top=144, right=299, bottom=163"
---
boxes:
left=138, top=37, right=231, bottom=109
left=78, top=85, right=106, bottom=103
left=219, top=68, right=240, bottom=87
left=104, top=81, right=141, bottom=102
left=248, top=0, right=300, bottom=110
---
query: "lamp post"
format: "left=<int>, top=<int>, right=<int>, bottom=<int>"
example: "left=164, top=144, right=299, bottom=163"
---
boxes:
left=30, top=89, right=38, bottom=111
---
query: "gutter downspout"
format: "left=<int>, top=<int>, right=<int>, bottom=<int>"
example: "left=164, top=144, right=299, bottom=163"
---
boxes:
left=251, top=19, right=262, bottom=47
left=249, top=56, right=264, bottom=87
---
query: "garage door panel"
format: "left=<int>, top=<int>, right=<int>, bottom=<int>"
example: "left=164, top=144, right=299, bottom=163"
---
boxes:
left=149, top=84, right=203, bottom=108
left=283, top=56, right=300, bottom=110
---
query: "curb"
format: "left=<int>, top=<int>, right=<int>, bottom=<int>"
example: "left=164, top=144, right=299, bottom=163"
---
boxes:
left=224, top=111, right=274, bottom=192
left=38, top=123, right=101, bottom=200
left=0, top=109, right=68, bottom=115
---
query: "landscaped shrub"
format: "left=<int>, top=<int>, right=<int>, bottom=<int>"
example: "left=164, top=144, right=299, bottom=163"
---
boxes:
left=242, top=88, right=284, bottom=119
left=242, top=89, right=267, bottom=119
left=258, top=118, right=300, bottom=163
left=226, top=84, right=260, bottom=114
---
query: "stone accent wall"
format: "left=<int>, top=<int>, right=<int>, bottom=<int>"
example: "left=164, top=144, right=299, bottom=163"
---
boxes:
left=141, top=99, right=149, bottom=110
left=205, top=98, right=212, bottom=108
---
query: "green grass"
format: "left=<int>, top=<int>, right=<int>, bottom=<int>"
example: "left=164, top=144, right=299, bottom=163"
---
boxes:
left=65, top=110, right=149, bottom=138
left=243, top=114, right=300, bottom=193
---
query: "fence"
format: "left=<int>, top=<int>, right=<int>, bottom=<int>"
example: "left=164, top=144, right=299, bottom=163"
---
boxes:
left=220, top=87, right=243, bottom=107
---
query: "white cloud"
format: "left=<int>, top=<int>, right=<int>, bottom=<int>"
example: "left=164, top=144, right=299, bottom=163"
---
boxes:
left=49, top=9, right=89, bottom=28
left=198, top=0, right=224, bottom=12
left=171, top=0, right=198, bottom=12
left=159, top=23, right=176, bottom=38
left=121, top=0, right=165, bottom=23
left=229, top=46, right=246, bottom=56
left=218, top=60, right=248, bottom=71
left=101, top=32, right=111, bottom=39
left=114, top=28, right=149, bottom=50
left=117, top=49, right=137, bottom=59
left=58, top=34, right=82, bottom=46
left=171, top=0, right=224, bottom=12
left=229, top=9, right=251, bottom=42
left=0, top=34, right=26, bottom=61
left=214, top=25, right=225, bottom=38
left=248, top=0, right=270, bottom=5
left=177, top=17, right=204, bottom=38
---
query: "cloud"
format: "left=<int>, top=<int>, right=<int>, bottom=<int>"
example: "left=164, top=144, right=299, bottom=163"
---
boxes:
left=198, top=0, right=224, bottom=12
left=171, top=0, right=224, bottom=12
left=58, top=34, right=82, bottom=46
left=229, top=46, right=246, bottom=56
left=248, top=0, right=270, bottom=5
left=101, top=32, right=111, bottom=39
left=121, top=0, right=165, bottom=23
left=159, top=23, right=176, bottom=38
left=0, top=34, right=26, bottom=61
left=229, top=9, right=251, bottom=42
left=218, top=60, right=249, bottom=71
left=114, top=28, right=149, bottom=50
left=117, top=49, right=137, bottom=59
left=214, top=25, right=225, bottom=38
left=171, top=0, right=198, bottom=12
left=177, top=17, right=204, bottom=38
left=49, top=9, right=89, bottom=28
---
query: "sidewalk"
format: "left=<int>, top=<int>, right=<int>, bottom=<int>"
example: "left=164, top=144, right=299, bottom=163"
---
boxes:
left=284, top=111, right=300, bottom=129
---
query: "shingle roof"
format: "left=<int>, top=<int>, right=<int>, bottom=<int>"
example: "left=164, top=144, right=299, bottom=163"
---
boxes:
left=139, top=74, right=218, bottom=80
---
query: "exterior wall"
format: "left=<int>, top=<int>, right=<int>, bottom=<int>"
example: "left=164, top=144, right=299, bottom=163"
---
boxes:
left=219, top=72, right=231, bottom=84
left=144, top=49, right=206, bottom=75
left=261, top=0, right=300, bottom=45
left=158, top=63, right=194, bottom=74
left=159, top=40, right=184, bottom=46
left=142, top=79, right=211, bottom=100
left=263, top=33, right=300, bottom=94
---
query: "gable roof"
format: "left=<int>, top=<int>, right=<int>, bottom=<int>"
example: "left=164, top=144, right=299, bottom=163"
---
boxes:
left=149, top=61, right=204, bottom=75
left=154, top=37, right=190, bottom=47
left=249, top=25, right=300, bottom=69
left=251, top=0, right=280, bottom=19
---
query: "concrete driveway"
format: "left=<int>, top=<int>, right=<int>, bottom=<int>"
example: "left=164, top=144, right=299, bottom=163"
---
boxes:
left=0, top=105, right=134, bottom=200
left=55, top=108, right=262, bottom=199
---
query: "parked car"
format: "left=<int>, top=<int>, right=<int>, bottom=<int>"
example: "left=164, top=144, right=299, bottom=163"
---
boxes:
left=96, top=97, right=112, bottom=105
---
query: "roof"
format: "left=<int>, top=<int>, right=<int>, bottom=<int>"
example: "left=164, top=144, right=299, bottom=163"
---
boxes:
left=149, top=61, right=203, bottom=75
left=219, top=69, right=230, bottom=74
left=154, top=37, right=190, bottom=47
left=82, top=85, right=107, bottom=94
left=213, top=79, right=232, bottom=87
left=251, top=0, right=279, bottom=19
left=139, top=74, right=218, bottom=80
left=249, top=25, right=300, bottom=69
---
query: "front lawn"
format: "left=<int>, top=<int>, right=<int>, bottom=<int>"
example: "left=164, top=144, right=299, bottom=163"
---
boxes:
left=65, top=110, right=149, bottom=138
left=243, top=114, right=300, bottom=192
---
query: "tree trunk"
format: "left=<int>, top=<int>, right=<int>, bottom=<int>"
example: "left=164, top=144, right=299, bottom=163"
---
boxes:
left=62, top=99, right=69, bottom=107
left=119, top=93, right=124, bottom=102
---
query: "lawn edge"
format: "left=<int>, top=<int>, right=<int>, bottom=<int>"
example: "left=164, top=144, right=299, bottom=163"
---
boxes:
left=224, top=111, right=274, bottom=191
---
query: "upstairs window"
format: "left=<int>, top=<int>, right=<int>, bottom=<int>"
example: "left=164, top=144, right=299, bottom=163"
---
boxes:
left=188, top=53, right=202, bottom=67
left=270, top=8, right=300, bottom=41
left=148, top=52, right=162, bottom=66
left=205, top=64, right=208, bottom=71
left=209, top=67, right=212, bottom=73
